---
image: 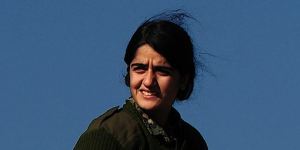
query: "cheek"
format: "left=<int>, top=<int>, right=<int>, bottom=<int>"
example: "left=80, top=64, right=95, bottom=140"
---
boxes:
left=129, top=73, right=142, bottom=89
left=159, top=78, right=181, bottom=95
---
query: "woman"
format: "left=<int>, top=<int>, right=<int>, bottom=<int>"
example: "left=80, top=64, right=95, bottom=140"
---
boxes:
left=74, top=11, right=208, bottom=150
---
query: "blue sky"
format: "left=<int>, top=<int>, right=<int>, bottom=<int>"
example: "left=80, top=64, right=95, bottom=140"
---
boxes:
left=1, top=0, right=299, bottom=149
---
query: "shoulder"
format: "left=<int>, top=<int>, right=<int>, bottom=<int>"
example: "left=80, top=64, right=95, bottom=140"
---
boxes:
left=181, top=120, right=208, bottom=150
left=86, top=106, right=120, bottom=131
left=85, top=106, right=146, bottom=148
left=87, top=106, right=140, bottom=134
left=74, top=106, right=122, bottom=150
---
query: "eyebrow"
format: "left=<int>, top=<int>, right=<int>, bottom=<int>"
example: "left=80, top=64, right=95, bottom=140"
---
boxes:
left=130, top=63, right=147, bottom=68
left=130, top=63, right=175, bottom=71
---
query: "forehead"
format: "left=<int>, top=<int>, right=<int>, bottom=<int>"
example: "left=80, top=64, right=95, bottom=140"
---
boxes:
left=131, top=44, right=170, bottom=66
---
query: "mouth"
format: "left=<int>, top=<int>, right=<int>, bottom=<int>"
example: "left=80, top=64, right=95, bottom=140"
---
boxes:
left=139, top=89, right=159, bottom=98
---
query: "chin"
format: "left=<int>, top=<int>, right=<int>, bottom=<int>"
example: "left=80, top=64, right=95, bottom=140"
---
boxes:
left=138, top=103, right=158, bottom=111
left=135, top=97, right=160, bottom=111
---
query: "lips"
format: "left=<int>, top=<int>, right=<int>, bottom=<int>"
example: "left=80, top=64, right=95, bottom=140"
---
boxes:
left=139, top=89, right=159, bottom=98
left=141, top=90, right=156, bottom=96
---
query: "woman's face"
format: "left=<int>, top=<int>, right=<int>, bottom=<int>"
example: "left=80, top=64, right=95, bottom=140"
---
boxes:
left=129, top=44, right=181, bottom=113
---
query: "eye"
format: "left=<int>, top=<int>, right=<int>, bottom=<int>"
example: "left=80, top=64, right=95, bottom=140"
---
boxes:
left=131, top=64, right=147, bottom=74
left=155, top=67, right=172, bottom=76
left=133, top=68, right=145, bottom=73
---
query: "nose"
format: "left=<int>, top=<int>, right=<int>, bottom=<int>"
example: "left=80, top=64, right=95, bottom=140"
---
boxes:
left=142, top=69, right=156, bottom=88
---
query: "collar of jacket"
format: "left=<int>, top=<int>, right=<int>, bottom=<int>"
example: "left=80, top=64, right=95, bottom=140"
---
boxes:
left=124, top=98, right=182, bottom=144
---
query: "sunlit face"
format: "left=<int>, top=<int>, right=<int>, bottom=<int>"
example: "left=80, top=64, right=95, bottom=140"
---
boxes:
left=129, top=44, right=181, bottom=113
